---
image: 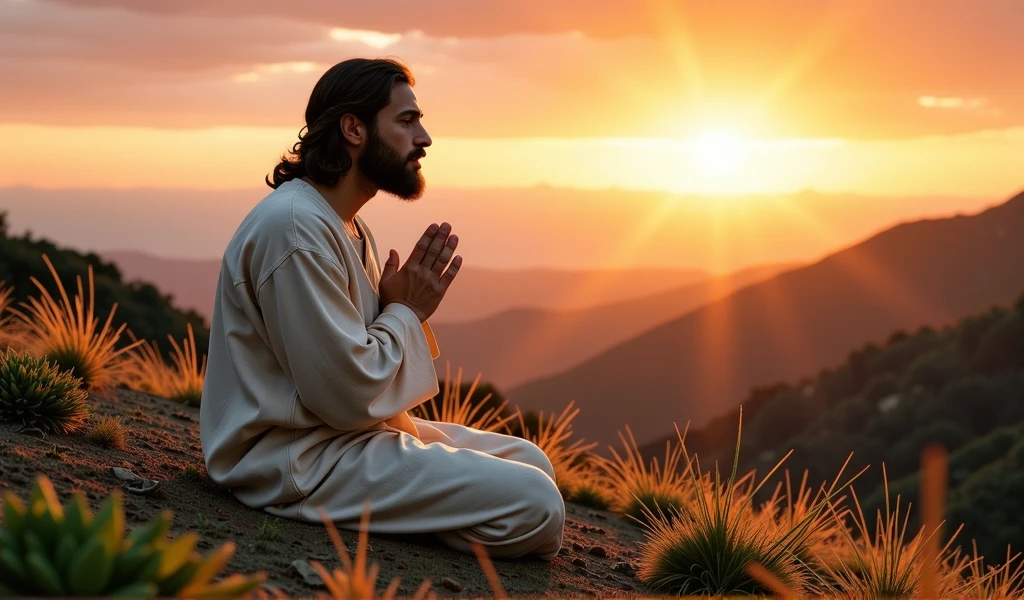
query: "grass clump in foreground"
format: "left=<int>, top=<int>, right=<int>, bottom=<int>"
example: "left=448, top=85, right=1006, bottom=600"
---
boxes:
left=634, top=409, right=865, bottom=597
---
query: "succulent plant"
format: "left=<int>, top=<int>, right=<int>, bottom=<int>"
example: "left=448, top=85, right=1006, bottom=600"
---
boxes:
left=0, top=348, right=88, bottom=434
left=0, top=475, right=266, bottom=597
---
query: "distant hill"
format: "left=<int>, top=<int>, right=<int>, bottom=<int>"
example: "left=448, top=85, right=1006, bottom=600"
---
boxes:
left=101, top=251, right=221, bottom=327
left=506, top=191, right=1024, bottom=450
left=637, top=291, right=1024, bottom=563
left=431, top=262, right=797, bottom=389
left=102, top=250, right=712, bottom=325
left=0, top=214, right=209, bottom=357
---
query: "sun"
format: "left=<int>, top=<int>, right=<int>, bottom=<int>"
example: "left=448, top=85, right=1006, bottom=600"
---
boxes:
left=689, top=129, right=750, bottom=176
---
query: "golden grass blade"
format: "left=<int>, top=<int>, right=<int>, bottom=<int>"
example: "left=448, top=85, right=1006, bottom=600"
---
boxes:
left=410, top=578, right=434, bottom=600
left=920, top=443, right=948, bottom=600
left=471, top=540, right=508, bottom=599
left=745, top=561, right=798, bottom=600
left=318, top=507, right=355, bottom=574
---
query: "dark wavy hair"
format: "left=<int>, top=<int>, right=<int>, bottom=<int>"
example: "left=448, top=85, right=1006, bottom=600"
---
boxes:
left=266, top=58, right=415, bottom=189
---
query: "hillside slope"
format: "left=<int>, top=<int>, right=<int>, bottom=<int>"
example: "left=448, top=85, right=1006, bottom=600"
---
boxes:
left=507, top=191, right=1024, bottom=449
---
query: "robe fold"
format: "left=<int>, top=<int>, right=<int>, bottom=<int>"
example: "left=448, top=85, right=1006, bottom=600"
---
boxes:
left=200, top=178, right=564, bottom=560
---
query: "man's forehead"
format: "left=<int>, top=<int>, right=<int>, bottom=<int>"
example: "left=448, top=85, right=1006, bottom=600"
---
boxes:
left=387, top=83, right=421, bottom=115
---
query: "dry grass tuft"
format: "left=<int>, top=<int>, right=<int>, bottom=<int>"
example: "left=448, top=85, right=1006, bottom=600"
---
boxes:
left=86, top=414, right=128, bottom=449
left=635, top=411, right=864, bottom=597
left=815, top=464, right=969, bottom=599
left=512, top=399, right=598, bottom=499
left=123, top=323, right=206, bottom=406
left=7, top=254, right=142, bottom=392
left=411, top=362, right=517, bottom=433
left=764, top=469, right=852, bottom=584
left=564, top=468, right=615, bottom=510
left=963, top=543, right=1024, bottom=599
left=597, top=423, right=692, bottom=525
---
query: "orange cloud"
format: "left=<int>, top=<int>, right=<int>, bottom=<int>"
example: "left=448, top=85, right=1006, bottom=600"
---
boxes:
left=1, top=0, right=1021, bottom=140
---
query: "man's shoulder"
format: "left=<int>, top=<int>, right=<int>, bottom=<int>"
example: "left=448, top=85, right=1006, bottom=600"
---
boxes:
left=222, top=179, right=345, bottom=284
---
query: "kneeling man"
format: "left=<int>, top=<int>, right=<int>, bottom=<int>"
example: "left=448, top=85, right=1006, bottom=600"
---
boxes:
left=199, top=58, right=564, bottom=560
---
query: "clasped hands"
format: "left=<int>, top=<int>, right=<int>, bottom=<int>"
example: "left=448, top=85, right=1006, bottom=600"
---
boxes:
left=378, top=222, right=463, bottom=440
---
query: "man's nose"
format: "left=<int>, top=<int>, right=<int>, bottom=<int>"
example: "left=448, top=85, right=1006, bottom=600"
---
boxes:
left=416, top=128, right=432, bottom=148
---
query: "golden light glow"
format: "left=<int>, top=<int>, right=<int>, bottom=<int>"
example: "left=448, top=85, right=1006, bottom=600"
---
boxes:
left=0, top=124, right=1022, bottom=198
left=689, top=130, right=750, bottom=178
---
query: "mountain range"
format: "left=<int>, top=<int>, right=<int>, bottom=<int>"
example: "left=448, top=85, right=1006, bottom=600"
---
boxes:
left=430, top=262, right=796, bottom=389
left=505, top=192, right=1024, bottom=451
left=101, top=251, right=714, bottom=325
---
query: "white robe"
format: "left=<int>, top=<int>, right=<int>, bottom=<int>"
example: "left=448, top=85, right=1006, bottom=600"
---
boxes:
left=199, top=178, right=564, bottom=560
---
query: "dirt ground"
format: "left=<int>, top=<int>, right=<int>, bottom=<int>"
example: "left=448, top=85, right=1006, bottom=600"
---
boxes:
left=0, top=388, right=667, bottom=599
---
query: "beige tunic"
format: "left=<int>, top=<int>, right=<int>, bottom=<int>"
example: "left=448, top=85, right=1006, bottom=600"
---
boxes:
left=199, top=178, right=564, bottom=560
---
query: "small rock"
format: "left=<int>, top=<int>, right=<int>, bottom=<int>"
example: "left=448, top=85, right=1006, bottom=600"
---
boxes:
left=396, top=562, right=406, bottom=570
left=587, top=546, right=607, bottom=558
left=288, top=559, right=324, bottom=587
left=171, top=411, right=192, bottom=421
left=572, top=542, right=585, bottom=552
left=510, top=573, right=520, bottom=579
left=571, top=558, right=587, bottom=568
left=612, top=562, right=636, bottom=577
left=382, top=552, right=397, bottom=561
left=441, top=578, right=463, bottom=592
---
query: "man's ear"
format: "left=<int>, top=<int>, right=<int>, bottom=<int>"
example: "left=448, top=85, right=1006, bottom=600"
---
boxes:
left=340, top=114, right=365, bottom=146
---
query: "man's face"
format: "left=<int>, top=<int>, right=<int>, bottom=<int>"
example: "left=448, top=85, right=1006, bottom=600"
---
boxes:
left=357, top=82, right=432, bottom=200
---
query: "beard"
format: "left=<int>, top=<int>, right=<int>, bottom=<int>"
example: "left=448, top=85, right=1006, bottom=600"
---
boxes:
left=358, top=127, right=425, bottom=200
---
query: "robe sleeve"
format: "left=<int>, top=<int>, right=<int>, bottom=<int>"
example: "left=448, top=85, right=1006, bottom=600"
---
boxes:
left=257, top=248, right=439, bottom=431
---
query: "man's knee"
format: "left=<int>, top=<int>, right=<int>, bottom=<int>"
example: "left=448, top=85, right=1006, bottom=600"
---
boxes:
left=518, top=439, right=557, bottom=483
left=522, top=468, right=565, bottom=558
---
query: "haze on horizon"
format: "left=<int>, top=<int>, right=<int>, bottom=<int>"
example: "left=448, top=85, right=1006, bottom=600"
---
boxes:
left=1, top=0, right=1022, bottom=271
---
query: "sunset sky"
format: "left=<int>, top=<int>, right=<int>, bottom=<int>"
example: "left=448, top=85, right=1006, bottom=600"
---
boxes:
left=1, top=0, right=1022, bottom=270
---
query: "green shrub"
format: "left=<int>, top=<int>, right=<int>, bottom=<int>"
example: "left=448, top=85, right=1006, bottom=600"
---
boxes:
left=0, top=348, right=88, bottom=434
left=0, top=475, right=265, bottom=597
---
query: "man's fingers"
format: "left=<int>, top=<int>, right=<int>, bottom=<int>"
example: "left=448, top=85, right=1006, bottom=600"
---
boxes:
left=421, top=222, right=451, bottom=266
left=408, top=223, right=439, bottom=264
left=441, top=255, right=462, bottom=288
left=431, top=235, right=459, bottom=276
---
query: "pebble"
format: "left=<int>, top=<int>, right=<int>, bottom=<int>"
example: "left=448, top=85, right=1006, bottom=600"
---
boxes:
left=612, top=562, right=637, bottom=577
left=441, top=577, right=463, bottom=592
left=587, top=546, right=607, bottom=558
left=572, top=558, right=587, bottom=568
left=572, top=542, right=585, bottom=552
left=287, top=559, right=324, bottom=587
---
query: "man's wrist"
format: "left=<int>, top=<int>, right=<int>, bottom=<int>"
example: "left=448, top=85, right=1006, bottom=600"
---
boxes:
left=386, top=300, right=426, bottom=323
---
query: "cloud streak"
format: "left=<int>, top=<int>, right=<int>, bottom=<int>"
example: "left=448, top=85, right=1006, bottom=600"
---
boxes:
left=0, top=0, right=1021, bottom=139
